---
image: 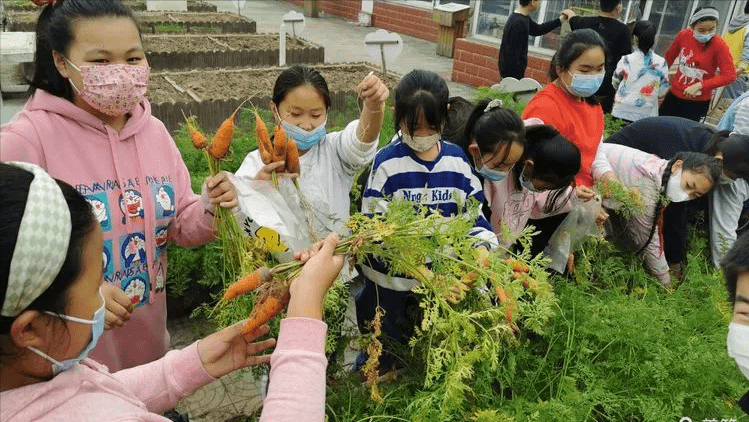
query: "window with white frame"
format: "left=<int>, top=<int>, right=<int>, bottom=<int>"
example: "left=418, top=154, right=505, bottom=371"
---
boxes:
left=471, top=0, right=739, bottom=57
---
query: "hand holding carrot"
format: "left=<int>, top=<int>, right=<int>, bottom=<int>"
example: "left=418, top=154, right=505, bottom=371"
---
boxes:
left=254, top=161, right=299, bottom=181
left=357, top=73, right=389, bottom=112
left=102, top=282, right=134, bottom=330
left=196, top=322, right=275, bottom=379
left=288, top=233, right=345, bottom=320
left=204, top=171, right=237, bottom=209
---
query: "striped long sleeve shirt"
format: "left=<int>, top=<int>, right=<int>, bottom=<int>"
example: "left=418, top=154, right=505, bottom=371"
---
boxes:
left=360, top=137, right=497, bottom=291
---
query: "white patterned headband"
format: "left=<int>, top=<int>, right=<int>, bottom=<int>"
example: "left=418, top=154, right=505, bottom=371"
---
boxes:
left=484, top=98, right=503, bottom=113
left=690, top=8, right=719, bottom=26
left=1, top=162, right=72, bottom=317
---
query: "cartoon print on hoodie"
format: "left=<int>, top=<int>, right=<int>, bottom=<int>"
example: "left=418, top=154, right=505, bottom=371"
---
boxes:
left=120, top=232, right=147, bottom=268
left=122, top=274, right=149, bottom=308
left=86, top=192, right=112, bottom=232
left=152, top=183, right=176, bottom=219
left=155, top=225, right=169, bottom=251
left=119, top=189, right=144, bottom=224
left=103, top=240, right=113, bottom=277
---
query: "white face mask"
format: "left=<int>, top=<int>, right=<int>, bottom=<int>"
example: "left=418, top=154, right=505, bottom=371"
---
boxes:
left=727, top=322, right=749, bottom=381
left=401, top=132, right=440, bottom=152
left=665, top=169, right=691, bottom=202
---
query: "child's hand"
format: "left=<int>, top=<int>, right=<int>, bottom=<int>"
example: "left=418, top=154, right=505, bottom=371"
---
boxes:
left=560, top=9, right=575, bottom=20
left=102, top=283, right=133, bottom=330
left=197, top=322, right=276, bottom=379
left=595, top=208, right=609, bottom=225
left=683, top=82, right=702, bottom=98
left=288, top=233, right=345, bottom=320
left=357, top=73, right=389, bottom=112
left=205, top=171, right=237, bottom=209
left=575, top=185, right=597, bottom=201
left=254, top=161, right=299, bottom=181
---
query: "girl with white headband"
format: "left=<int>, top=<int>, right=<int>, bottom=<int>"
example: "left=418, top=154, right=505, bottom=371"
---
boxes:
left=659, top=6, right=737, bottom=122
left=0, top=162, right=344, bottom=421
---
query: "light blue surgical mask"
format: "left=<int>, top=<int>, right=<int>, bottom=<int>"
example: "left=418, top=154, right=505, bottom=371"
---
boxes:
left=693, top=30, right=715, bottom=43
left=282, top=120, right=327, bottom=151
left=519, top=165, right=542, bottom=193
left=473, top=154, right=508, bottom=182
left=28, top=288, right=106, bottom=375
left=564, top=71, right=605, bottom=98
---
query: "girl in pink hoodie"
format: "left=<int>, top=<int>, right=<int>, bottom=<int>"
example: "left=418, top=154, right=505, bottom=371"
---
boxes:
left=0, top=0, right=237, bottom=372
left=0, top=162, right=340, bottom=421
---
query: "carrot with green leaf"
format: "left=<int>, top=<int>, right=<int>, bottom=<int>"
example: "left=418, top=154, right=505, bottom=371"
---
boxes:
left=242, top=287, right=291, bottom=335
left=223, top=267, right=272, bottom=300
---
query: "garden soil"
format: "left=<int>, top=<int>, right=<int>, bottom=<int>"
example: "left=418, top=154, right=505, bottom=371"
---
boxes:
left=144, top=34, right=310, bottom=53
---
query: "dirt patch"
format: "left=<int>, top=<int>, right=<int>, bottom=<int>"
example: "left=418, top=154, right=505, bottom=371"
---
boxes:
left=136, top=12, right=247, bottom=24
left=122, top=0, right=218, bottom=12
left=148, top=63, right=401, bottom=104
left=144, top=34, right=310, bottom=53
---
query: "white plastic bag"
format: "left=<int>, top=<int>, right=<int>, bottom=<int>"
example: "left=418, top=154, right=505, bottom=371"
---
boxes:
left=543, top=196, right=602, bottom=273
left=234, top=177, right=331, bottom=262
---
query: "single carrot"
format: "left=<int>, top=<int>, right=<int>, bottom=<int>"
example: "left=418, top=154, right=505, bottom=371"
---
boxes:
left=521, top=275, right=538, bottom=290
left=496, top=285, right=508, bottom=303
left=460, top=271, right=477, bottom=285
left=504, top=300, right=516, bottom=323
left=255, top=112, right=274, bottom=164
left=285, top=138, right=301, bottom=175
left=187, top=122, right=208, bottom=150
left=272, top=125, right=287, bottom=163
left=223, top=267, right=271, bottom=300
left=505, top=258, right=530, bottom=273
left=208, top=111, right=236, bottom=160
left=242, top=288, right=291, bottom=335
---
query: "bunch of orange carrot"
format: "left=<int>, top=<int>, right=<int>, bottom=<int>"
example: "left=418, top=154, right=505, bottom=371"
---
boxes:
left=254, top=110, right=300, bottom=186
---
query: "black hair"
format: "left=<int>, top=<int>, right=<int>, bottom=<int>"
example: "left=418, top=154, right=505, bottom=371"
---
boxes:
left=691, top=6, right=720, bottom=27
left=30, top=0, right=139, bottom=101
left=720, top=134, right=749, bottom=181
left=549, top=29, right=607, bottom=106
left=632, top=20, right=656, bottom=54
left=513, top=125, right=581, bottom=213
left=723, top=231, right=749, bottom=306
left=272, top=65, right=332, bottom=110
left=745, top=0, right=749, bottom=16
left=703, top=129, right=732, bottom=156
left=600, top=0, right=621, bottom=13
left=0, top=163, right=97, bottom=336
left=636, top=152, right=722, bottom=256
left=518, top=0, right=533, bottom=7
left=393, top=70, right=449, bottom=138
left=462, top=99, right=525, bottom=165
left=442, top=96, right=475, bottom=147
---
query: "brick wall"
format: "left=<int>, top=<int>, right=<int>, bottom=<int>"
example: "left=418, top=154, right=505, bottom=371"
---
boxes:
left=451, top=38, right=552, bottom=88
left=281, top=0, right=454, bottom=43
left=371, top=1, right=438, bottom=42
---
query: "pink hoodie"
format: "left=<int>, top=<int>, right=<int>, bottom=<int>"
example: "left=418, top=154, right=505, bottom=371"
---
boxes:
left=0, top=90, right=215, bottom=371
left=0, top=318, right=328, bottom=422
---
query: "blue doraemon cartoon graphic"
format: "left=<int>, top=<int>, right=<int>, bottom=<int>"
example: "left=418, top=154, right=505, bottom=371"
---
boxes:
left=152, top=184, right=176, bottom=219
left=121, top=274, right=149, bottom=308
left=102, top=240, right=113, bottom=277
left=85, top=193, right=112, bottom=232
left=119, top=189, right=144, bottom=224
left=120, top=233, right=147, bottom=268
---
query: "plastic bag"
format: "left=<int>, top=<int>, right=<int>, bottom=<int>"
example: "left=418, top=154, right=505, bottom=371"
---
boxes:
left=543, top=196, right=602, bottom=273
left=234, top=177, right=333, bottom=262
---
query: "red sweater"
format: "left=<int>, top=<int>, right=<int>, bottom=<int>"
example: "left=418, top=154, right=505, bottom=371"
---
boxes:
left=665, top=29, right=736, bottom=102
left=522, top=83, right=604, bottom=187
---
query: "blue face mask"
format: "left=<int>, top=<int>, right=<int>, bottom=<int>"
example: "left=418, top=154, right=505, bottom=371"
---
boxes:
left=28, top=288, right=106, bottom=375
left=473, top=154, right=508, bottom=182
left=282, top=120, right=327, bottom=151
left=693, top=30, right=715, bottom=43
left=519, top=165, right=542, bottom=193
left=565, top=71, right=605, bottom=98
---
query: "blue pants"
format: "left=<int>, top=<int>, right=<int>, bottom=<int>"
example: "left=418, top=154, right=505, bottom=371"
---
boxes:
left=354, top=278, right=422, bottom=371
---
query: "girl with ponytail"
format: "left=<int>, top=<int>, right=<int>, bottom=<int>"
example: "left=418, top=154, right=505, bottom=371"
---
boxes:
left=592, top=144, right=722, bottom=286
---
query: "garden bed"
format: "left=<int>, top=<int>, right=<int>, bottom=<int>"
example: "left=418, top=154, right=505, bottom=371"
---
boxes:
left=148, top=63, right=400, bottom=132
left=143, top=34, right=324, bottom=71
left=6, top=11, right=256, bottom=34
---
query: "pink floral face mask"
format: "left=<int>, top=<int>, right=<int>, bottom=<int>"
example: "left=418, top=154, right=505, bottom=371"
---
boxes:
left=65, top=57, right=149, bottom=117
